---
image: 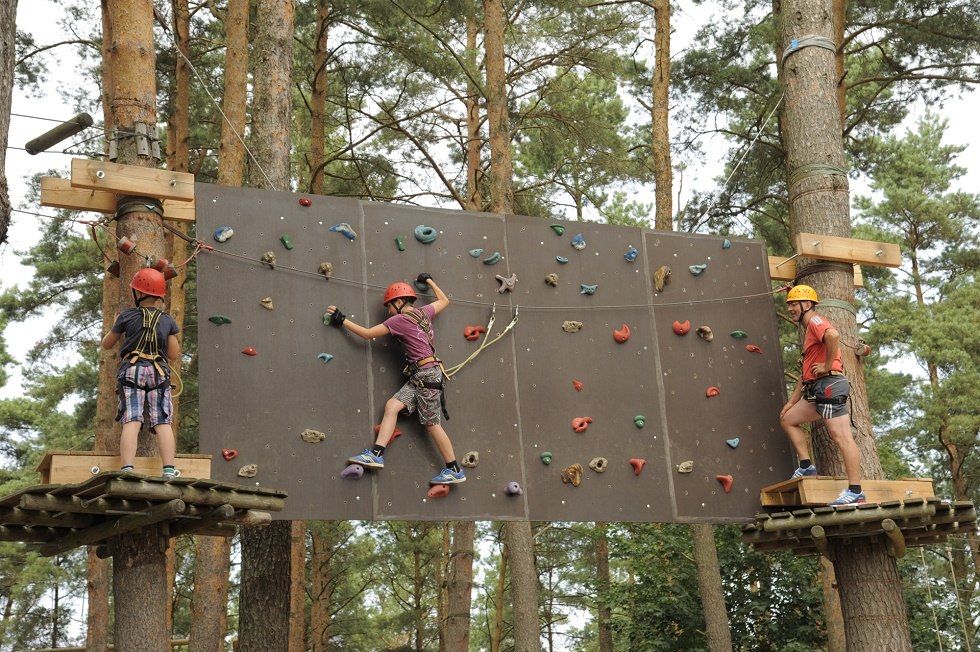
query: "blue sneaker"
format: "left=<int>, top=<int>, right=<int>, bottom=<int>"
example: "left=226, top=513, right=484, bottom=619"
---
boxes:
left=348, top=449, right=384, bottom=468
left=430, top=468, right=466, bottom=485
left=830, top=488, right=866, bottom=506
left=790, top=464, right=817, bottom=480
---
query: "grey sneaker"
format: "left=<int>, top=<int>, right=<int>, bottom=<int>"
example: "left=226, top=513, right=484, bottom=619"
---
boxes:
left=790, top=464, right=817, bottom=480
left=830, top=488, right=866, bottom=506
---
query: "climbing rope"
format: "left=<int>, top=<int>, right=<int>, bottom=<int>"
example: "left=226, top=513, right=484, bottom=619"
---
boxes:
left=443, top=304, right=519, bottom=379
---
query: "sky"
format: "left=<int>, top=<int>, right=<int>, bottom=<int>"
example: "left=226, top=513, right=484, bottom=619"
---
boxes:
left=2, top=0, right=979, bottom=401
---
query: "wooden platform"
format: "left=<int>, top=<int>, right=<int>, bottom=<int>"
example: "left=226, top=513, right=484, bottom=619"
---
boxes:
left=761, top=476, right=934, bottom=507
left=0, top=472, right=287, bottom=557
left=37, top=451, right=212, bottom=485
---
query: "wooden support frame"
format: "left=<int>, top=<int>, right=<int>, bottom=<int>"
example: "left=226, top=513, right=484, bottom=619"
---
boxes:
left=760, top=477, right=934, bottom=507
left=36, top=451, right=211, bottom=485
left=768, top=255, right=864, bottom=287
left=70, top=158, right=194, bottom=202
left=40, top=176, right=196, bottom=223
left=793, top=232, right=901, bottom=268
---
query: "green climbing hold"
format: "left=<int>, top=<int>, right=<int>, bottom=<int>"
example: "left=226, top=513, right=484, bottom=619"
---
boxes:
left=414, top=225, right=438, bottom=243
left=394, top=235, right=406, bottom=251
left=730, top=330, right=748, bottom=339
left=550, top=224, right=565, bottom=236
left=208, top=315, right=232, bottom=325
left=483, top=252, right=502, bottom=265
left=540, top=451, right=554, bottom=465
left=280, top=234, right=294, bottom=250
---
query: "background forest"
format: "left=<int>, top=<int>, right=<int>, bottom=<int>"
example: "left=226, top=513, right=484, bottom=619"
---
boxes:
left=0, top=0, right=978, bottom=651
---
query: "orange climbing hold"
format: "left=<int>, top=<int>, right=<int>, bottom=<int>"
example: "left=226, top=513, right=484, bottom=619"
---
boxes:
left=716, top=474, right=734, bottom=493
left=706, top=386, right=721, bottom=397
left=745, top=344, right=763, bottom=354
left=571, top=416, right=593, bottom=433
left=374, top=424, right=402, bottom=441
left=613, top=324, right=631, bottom=343
left=242, top=347, right=257, bottom=356
left=673, top=320, right=691, bottom=335
left=221, top=448, right=238, bottom=461
left=629, top=458, right=646, bottom=476
left=463, top=325, right=486, bottom=341
left=572, top=380, right=583, bottom=392
left=427, top=484, right=450, bottom=498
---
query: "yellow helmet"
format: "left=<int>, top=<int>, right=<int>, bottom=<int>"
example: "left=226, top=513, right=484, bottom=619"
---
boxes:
left=786, top=284, right=819, bottom=304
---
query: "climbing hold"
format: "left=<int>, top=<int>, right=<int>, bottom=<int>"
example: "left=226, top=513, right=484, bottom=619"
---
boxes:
left=341, top=463, right=364, bottom=480
left=318, top=262, right=333, bottom=279
left=613, top=324, right=631, bottom=343
left=629, top=458, right=646, bottom=476
left=280, top=234, right=294, bottom=250
left=463, top=325, right=487, bottom=341
left=298, top=197, right=312, bottom=207
left=495, top=273, right=518, bottom=293
left=688, top=263, right=708, bottom=276
left=394, top=235, right=406, bottom=251
left=208, top=315, right=232, bottom=325
left=572, top=380, right=583, bottom=392
left=729, top=330, right=747, bottom=339
left=696, top=326, right=714, bottom=342
left=745, top=344, right=763, bottom=354
left=461, top=451, right=480, bottom=468
left=706, top=386, right=720, bottom=397
left=117, top=236, right=137, bottom=254
left=317, top=353, right=334, bottom=363
left=504, top=481, right=524, bottom=496
left=301, top=429, right=326, bottom=443
left=373, top=424, right=403, bottom=441
left=260, top=297, right=274, bottom=310
left=571, top=416, right=593, bottom=433
left=624, top=246, right=638, bottom=263
left=238, top=464, right=258, bottom=478
left=589, top=457, right=609, bottom=473
left=242, top=347, right=257, bottom=356
left=562, top=320, right=583, bottom=333
left=540, top=452, right=554, bottom=465
left=213, top=226, right=234, bottom=243
left=427, top=484, right=450, bottom=498
left=722, top=239, right=732, bottom=249
left=677, top=460, right=694, bottom=473
left=556, top=255, right=569, bottom=264
left=571, top=233, right=586, bottom=250
left=580, top=283, right=598, bottom=295
left=483, top=252, right=502, bottom=265
left=221, top=448, right=238, bottom=461
left=653, top=265, right=671, bottom=292
left=726, top=438, right=740, bottom=449
left=716, top=474, right=734, bottom=493
left=330, top=222, right=357, bottom=240
left=545, top=273, right=559, bottom=287
left=260, top=251, right=276, bottom=270
left=414, top=224, right=438, bottom=243
left=561, top=463, right=583, bottom=487
left=672, top=320, right=691, bottom=336
left=550, top=224, right=565, bottom=236
left=469, top=248, right=484, bottom=257
left=633, top=415, right=645, bottom=428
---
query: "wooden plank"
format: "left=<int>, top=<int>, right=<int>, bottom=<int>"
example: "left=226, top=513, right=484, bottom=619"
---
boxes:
left=793, top=232, right=902, bottom=268
left=41, top=176, right=196, bottom=222
left=768, top=255, right=864, bottom=287
left=761, top=477, right=934, bottom=507
left=37, top=452, right=211, bottom=485
left=70, top=158, right=195, bottom=202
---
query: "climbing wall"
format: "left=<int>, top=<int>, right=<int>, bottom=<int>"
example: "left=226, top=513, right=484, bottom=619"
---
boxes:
left=197, top=184, right=791, bottom=522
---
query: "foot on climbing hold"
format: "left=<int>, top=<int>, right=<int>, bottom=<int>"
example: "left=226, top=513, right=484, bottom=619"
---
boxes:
left=427, top=484, right=451, bottom=498
left=613, top=324, right=631, bottom=343
left=341, top=464, right=365, bottom=480
left=504, top=481, right=524, bottom=496
left=716, top=474, right=734, bottom=493
left=629, top=458, right=646, bottom=475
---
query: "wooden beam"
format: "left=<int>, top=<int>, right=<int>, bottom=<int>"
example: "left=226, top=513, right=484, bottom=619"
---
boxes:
left=104, top=478, right=287, bottom=512
left=168, top=503, right=235, bottom=538
left=36, top=451, right=211, bottom=484
left=40, top=176, right=196, bottom=223
left=40, top=498, right=186, bottom=556
left=882, top=518, right=907, bottom=558
left=760, top=477, right=934, bottom=507
left=793, top=232, right=901, bottom=268
left=70, top=158, right=195, bottom=202
left=768, top=255, right=864, bottom=287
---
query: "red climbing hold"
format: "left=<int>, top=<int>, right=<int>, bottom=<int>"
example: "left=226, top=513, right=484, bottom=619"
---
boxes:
left=298, top=197, right=312, bottom=207
left=613, top=324, right=631, bottom=343
left=427, top=484, right=450, bottom=498
left=221, top=448, right=238, bottom=461
left=572, top=380, right=583, bottom=392
left=374, top=424, right=402, bottom=441
left=706, top=386, right=720, bottom=397
left=745, top=344, right=763, bottom=354
left=463, top=325, right=487, bottom=341
left=629, top=458, right=646, bottom=476
left=571, top=416, right=593, bottom=433
left=673, top=320, right=691, bottom=335
left=242, top=347, right=257, bottom=356
left=716, top=474, right=734, bottom=493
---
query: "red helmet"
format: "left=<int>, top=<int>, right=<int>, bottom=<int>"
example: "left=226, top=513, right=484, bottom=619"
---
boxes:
left=383, top=282, right=416, bottom=305
left=130, top=268, right=166, bottom=298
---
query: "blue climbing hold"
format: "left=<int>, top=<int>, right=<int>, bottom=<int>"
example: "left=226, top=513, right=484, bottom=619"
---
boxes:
left=689, top=263, right=708, bottom=276
left=722, top=239, right=732, bottom=249
left=469, top=248, right=484, bottom=257
left=330, top=223, right=357, bottom=240
left=414, top=225, right=438, bottom=243
left=580, top=283, right=598, bottom=295
left=726, top=438, right=740, bottom=449
left=624, top=247, right=638, bottom=263
left=571, top=233, right=586, bottom=250
left=317, top=353, right=334, bottom=363
left=556, top=255, right=569, bottom=264
left=213, top=226, right=234, bottom=243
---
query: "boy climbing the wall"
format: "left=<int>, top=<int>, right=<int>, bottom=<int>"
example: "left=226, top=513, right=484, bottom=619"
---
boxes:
left=101, top=268, right=181, bottom=479
left=326, top=274, right=465, bottom=485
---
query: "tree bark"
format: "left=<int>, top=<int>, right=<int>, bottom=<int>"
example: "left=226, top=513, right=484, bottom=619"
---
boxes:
left=309, top=0, right=329, bottom=194
left=820, top=557, right=847, bottom=652
left=775, top=0, right=908, bottom=649
left=691, top=524, right=733, bottom=651
left=491, top=541, right=507, bottom=652
left=504, top=522, right=540, bottom=652
left=483, top=0, right=513, bottom=214
left=217, top=0, right=250, bottom=188
left=289, top=521, right=307, bottom=652
left=464, top=12, right=482, bottom=211
left=188, top=536, right=231, bottom=652
left=651, top=0, right=672, bottom=230
left=0, top=0, right=15, bottom=246
left=309, top=523, right=335, bottom=652
left=593, top=523, right=613, bottom=652
left=113, top=526, right=170, bottom=652
left=446, top=521, right=476, bottom=650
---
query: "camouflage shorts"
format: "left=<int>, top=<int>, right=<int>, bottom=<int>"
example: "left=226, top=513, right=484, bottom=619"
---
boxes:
left=393, top=366, right=443, bottom=426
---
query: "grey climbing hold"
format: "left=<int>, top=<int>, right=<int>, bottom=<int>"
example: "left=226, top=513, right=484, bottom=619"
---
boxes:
left=461, top=451, right=480, bottom=468
left=589, top=457, right=609, bottom=473
left=469, top=248, right=484, bottom=257
left=677, top=460, right=694, bottom=473
left=238, top=464, right=258, bottom=478
left=483, top=251, right=502, bottom=265
left=722, top=239, right=732, bottom=249
left=726, top=438, right=740, bottom=449
left=580, top=283, right=598, bottom=295
left=562, top=320, right=583, bottom=333
left=414, top=225, right=438, bottom=243
left=689, top=263, right=708, bottom=276
left=317, top=353, right=334, bottom=363
left=556, top=255, right=569, bottom=264
left=495, top=273, right=517, bottom=293
left=301, top=429, right=326, bottom=443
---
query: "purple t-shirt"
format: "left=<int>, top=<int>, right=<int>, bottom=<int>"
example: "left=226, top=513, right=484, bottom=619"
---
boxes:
left=384, top=303, right=437, bottom=364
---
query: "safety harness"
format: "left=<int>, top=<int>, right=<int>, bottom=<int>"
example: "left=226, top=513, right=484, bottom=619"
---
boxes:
left=803, top=371, right=848, bottom=406
left=401, top=307, right=450, bottom=420
left=119, top=307, right=170, bottom=390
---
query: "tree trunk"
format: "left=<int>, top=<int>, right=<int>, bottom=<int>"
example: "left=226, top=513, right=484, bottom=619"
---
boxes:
left=217, top=0, right=250, bottom=188
left=0, top=0, right=15, bottom=246
left=821, top=557, right=847, bottom=652
left=113, top=526, right=170, bottom=652
left=651, top=0, right=672, bottom=230
left=289, top=521, right=307, bottom=651
left=691, top=524, right=733, bottom=651
left=188, top=536, right=232, bottom=652
left=504, top=522, right=540, bottom=652
left=593, top=523, right=613, bottom=652
left=309, top=523, right=335, bottom=652
left=464, top=12, right=482, bottom=211
left=85, top=547, right=110, bottom=652
left=438, top=523, right=449, bottom=652
left=446, top=521, right=476, bottom=650
left=309, top=0, right=329, bottom=194
left=239, top=3, right=295, bottom=651
left=491, top=541, right=507, bottom=652
left=483, top=0, right=512, bottom=214
left=775, top=0, right=908, bottom=649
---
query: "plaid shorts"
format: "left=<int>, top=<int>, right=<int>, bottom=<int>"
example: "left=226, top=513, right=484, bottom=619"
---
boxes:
left=393, top=366, right=443, bottom=426
left=116, top=363, right=173, bottom=428
left=803, top=376, right=850, bottom=419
